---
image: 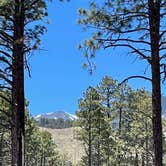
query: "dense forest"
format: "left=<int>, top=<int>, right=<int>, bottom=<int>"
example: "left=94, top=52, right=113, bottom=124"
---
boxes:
left=36, top=118, right=73, bottom=129
left=0, top=0, right=166, bottom=166
left=75, top=76, right=166, bottom=165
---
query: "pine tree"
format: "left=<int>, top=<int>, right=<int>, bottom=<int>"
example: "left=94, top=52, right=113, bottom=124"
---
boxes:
left=119, top=89, right=153, bottom=165
left=76, top=86, right=115, bottom=166
left=78, top=1, right=165, bottom=164
left=0, top=1, right=49, bottom=165
left=97, top=76, right=117, bottom=118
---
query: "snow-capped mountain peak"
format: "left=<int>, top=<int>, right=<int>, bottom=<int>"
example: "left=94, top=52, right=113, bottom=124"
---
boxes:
left=34, top=111, right=77, bottom=121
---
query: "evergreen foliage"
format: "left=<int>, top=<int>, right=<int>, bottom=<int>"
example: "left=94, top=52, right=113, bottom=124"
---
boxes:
left=78, top=1, right=166, bottom=165
left=36, top=118, right=73, bottom=129
left=0, top=90, right=72, bottom=166
left=76, top=76, right=166, bottom=166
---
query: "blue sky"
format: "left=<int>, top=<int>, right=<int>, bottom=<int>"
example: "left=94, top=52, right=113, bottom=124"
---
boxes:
left=25, top=1, right=164, bottom=116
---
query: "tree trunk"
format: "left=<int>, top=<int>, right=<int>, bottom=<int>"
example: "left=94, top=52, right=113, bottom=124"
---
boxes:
left=40, top=156, right=43, bottom=166
left=106, top=89, right=110, bottom=118
left=117, top=107, right=122, bottom=166
left=106, top=89, right=110, bottom=166
left=145, top=122, right=149, bottom=166
left=119, top=107, right=122, bottom=134
left=11, top=117, right=18, bottom=166
left=142, top=153, right=145, bottom=166
left=0, top=132, right=4, bottom=166
left=151, top=58, right=162, bottom=166
left=135, top=150, right=139, bottom=166
left=148, top=1, right=163, bottom=165
left=88, top=121, right=92, bottom=166
left=97, top=112, right=101, bottom=166
left=11, top=0, right=25, bottom=166
left=43, top=157, right=46, bottom=166
left=88, top=105, right=92, bottom=166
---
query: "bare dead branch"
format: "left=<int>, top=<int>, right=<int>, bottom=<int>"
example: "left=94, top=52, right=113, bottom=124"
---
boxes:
left=120, top=75, right=152, bottom=85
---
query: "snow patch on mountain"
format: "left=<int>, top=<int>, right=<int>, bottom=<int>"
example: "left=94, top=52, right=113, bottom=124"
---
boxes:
left=46, top=112, right=54, bottom=115
left=68, top=113, right=78, bottom=120
left=35, top=114, right=42, bottom=119
left=34, top=111, right=77, bottom=121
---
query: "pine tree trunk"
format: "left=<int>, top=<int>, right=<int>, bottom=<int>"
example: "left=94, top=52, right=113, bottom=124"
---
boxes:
left=11, top=115, right=18, bottom=166
left=118, top=107, right=122, bottom=166
left=142, top=153, right=145, bottom=166
left=106, top=90, right=110, bottom=118
left=0, top=132, right=4, bottom=166
left=97, top=112, right=101, bottom=166
left=106, top=90, right=110, bottom=165
left=151, top=61, right=162, bottom=166
left=148, top=1, right=163, bottom=165
left=88, top=105, right=92, bottom=166
left=135, top=151, right=139, bottom=166
left=88, top=121, right=92, bottom=166
left=11, top=0, right=25, bottom=166
left=43, top=157, right=46, bottom=166
left=40, top=156, right=43, bottom=166
left=145, top=123, right=149, bottom=166
left=119, top=107, right=122, bottom=134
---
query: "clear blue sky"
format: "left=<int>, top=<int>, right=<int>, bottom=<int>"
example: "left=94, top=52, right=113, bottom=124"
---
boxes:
left=25, top=1, right=165, bottom=116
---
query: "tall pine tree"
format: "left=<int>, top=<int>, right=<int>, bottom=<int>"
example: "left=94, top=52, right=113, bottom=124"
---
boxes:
left=0, top=0, right=49, bottom=165
left=78, top=1, right=165, bottom=165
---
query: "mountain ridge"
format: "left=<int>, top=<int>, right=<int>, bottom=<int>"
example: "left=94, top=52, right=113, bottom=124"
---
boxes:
left=34, top=111, right=77, bottom=121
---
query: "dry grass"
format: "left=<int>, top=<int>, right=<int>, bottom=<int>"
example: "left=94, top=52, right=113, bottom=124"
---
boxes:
left=41, top=127, right=84, bottom=165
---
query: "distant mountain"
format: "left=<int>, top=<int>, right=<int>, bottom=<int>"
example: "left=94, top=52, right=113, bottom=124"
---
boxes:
left=34, top=111, right=77, bottom=121
left=34, top=96, right=166, bottom=122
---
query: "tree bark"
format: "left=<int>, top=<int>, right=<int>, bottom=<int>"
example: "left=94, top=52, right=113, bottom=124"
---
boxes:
left=0, top=131, right=4, bottom=166
left=106, top=89, right=111, bottom=165
left=11, top=0, right=25, bottom=166
left=88, top=118, right=92, bottom=166
left=148, top=0, right=163, bottom=165
left=40, top=155, right=43, bottom=166
left=97, top=112, right=101, bottom=166
left=145, top=122, right=149, bottom=166
left=142, top=153, right=145, bottom=166
left=151, top=58, right=162, bottom=166
left=135, top=150, right=139, bottom=166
